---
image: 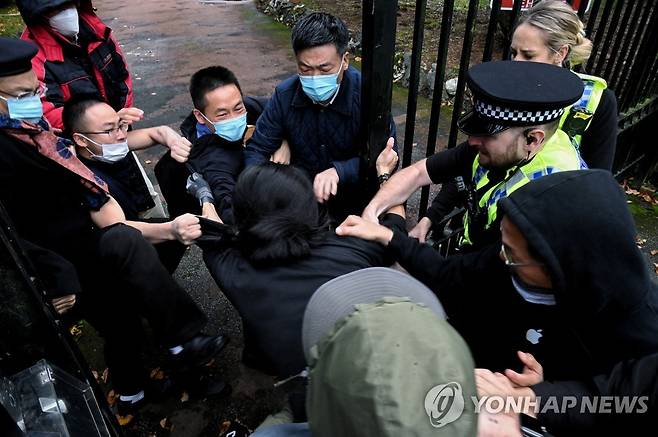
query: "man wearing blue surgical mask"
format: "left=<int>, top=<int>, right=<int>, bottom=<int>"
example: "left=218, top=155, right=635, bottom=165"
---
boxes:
left=0, top=38, right=231, bottom=415
left=64, top=98, right=192, bottom=219
left=155, top=65, right=290, bottom=224
left=245, top=12, right=398, bottom=223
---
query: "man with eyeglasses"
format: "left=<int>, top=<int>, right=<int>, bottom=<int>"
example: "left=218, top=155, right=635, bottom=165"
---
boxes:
left=61, top=96, right=195, bottom=271
left=362, top=61, right=587, bottom=251
left=0, top=37, right=230, bottom=418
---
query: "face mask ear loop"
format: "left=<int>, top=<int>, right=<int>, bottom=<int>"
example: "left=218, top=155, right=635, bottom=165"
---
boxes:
left=77, top=134, right=102, bottom=159
left=196, top=110, right=217, bottom=133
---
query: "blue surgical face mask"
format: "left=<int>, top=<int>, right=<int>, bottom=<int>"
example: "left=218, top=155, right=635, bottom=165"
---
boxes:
left=511, top=275, right=556, bottom=306
left=0, top=94, right=44, bottom=123
left=298, top=63, right=344, bottom=103
left=201, top=112, right=247, bottom=143
left=79, top=135, right=130, bottom=163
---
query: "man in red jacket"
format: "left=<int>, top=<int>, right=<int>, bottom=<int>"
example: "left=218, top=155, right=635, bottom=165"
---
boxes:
left=17, top=0, right=141, bottom=129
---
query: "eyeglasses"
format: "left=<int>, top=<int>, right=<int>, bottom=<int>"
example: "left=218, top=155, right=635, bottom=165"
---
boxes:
left=0, top=83, right=48, bottom=100
left=78, top=121, right=130, bottom=137
left=500, top=244, right=545, bottom=268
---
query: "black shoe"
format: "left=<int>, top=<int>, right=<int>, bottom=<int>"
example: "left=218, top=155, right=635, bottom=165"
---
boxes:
left=115, top=378, right=175, bottom=417
left=116, top=393, right=147, bottom=418
left=175, top=370, right=232, bottom=398
left=172, top=334, right=229, bottom=370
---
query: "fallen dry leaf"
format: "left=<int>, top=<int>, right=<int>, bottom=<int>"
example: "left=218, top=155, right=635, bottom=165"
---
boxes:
left=150, top=367, right=165, bottom=380
left=106, top=390, right=118, bottom=407
left=145, top=160, right=152, bottom=164
left=626, top=188, right=640, bottom=195
left=116, top=414, right=134, bottom=426
left=180, top=391, right=189, bottom=403
left=160, top=417, right=171, bottom=430
left=69, top=324, right=83, bottom=338
left=636, top=237, right=647, bottom=247
left=651, top=250, right=658, bottom=256
left=654, top=263, right=658, bottom=275
left=92, top=370, right=99, bottom=382
left=101, top=368, right=109, bottom=384
left=218, top=421, right=231, bottom=434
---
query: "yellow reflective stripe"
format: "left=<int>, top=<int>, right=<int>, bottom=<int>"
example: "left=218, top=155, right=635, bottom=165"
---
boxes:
left=559, top=73, right=607, bottom=148
left=463, top=130, right=580, bottom=245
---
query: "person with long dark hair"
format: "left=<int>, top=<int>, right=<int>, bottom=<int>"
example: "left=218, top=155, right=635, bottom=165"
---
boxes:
left=198, top=157, right=400, bottom=381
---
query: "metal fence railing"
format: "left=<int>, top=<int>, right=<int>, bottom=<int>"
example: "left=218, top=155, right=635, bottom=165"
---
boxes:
left=361, top=0, right=658, bottom=215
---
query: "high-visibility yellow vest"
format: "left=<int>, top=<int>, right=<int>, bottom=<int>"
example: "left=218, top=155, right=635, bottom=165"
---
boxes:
left=559, top=73, right=607, bottom=150
left=462, top=129, right=585, bottom=246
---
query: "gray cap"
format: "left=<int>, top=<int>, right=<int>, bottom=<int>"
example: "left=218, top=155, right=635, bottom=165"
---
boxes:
left=302, top=267, right=446, bottom=362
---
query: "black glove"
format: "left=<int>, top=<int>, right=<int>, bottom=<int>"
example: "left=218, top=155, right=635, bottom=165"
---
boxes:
left=186, top=172, right=214, bottom=205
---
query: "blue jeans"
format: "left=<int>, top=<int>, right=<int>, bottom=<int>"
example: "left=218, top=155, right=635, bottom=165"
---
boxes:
left=251, top=423, right=312, bottom=437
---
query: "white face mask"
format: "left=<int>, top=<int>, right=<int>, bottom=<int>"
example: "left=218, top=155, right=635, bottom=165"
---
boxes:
left=48, top=6, right=80, bottom=38
left=79, top=135, right=130, bottom=163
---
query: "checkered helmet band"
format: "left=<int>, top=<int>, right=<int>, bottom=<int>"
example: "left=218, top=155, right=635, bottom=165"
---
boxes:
left=475, top=99, right=564, bottom=124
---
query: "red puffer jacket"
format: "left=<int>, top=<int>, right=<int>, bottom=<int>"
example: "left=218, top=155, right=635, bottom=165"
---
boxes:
left=18, top=0, right=133, bottom=129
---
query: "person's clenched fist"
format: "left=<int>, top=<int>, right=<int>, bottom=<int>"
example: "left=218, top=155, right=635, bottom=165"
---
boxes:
left=313, top=167, right=339, bottom=204
left=169, top=136, right=192, bottom=163
left=171, top=213, right=201, bottom=245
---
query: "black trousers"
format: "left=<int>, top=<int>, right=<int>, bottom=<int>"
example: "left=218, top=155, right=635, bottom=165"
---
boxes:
left=154, top=152, right=201, bottom=219
left=71, top=224, right=206, bottom=395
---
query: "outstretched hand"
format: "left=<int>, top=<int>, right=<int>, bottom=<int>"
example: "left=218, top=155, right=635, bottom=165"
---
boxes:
left=504, top=351, right=544, bottom=387
left=336, top=215, right=393, bottom=245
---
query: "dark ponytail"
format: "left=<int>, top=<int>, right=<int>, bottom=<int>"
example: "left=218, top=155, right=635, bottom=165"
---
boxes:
left=233, top=163, right=329, bottom=265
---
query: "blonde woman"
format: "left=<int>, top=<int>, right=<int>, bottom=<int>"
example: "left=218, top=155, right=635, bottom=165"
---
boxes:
left=511, top=0, right=617, bottom=170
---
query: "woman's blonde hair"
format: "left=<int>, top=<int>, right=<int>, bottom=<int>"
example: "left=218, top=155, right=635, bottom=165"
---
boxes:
left=518, top=0, right=593, bottom=68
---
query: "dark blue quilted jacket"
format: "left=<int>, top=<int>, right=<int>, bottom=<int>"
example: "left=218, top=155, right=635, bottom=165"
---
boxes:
left=244, top=66, right=396, bottom=185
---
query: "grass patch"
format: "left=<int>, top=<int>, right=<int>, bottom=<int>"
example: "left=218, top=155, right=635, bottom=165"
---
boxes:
left=628, top=199, right=658, bottom=218
left=453, top=0, right=491, bottom=11
left=0, top=2, right=23, bottom=38
left=241, top=4, right=292, bottom=46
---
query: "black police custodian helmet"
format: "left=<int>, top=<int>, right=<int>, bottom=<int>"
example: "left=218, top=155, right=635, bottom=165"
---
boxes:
left=458, top=61, right=584, bottom=137
left=0, top=38, right=38, bottom=77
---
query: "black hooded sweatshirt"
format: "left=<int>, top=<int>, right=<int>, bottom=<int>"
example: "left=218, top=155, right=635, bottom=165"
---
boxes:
left=388, top=170, right=658, bottom=385
left=499, top=170, right=658, bottom=434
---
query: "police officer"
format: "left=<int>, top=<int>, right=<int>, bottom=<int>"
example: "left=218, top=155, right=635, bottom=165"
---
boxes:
left=361, top=60, right=586, bottom=250
left=413, top=1, right=618, bottom=244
